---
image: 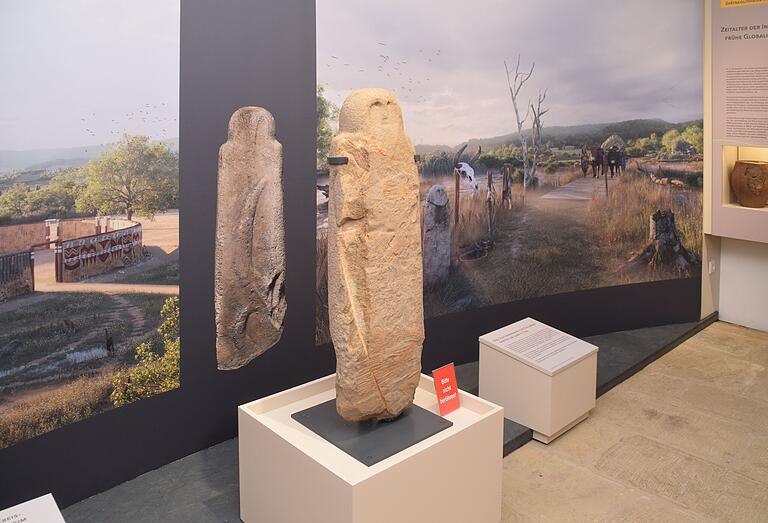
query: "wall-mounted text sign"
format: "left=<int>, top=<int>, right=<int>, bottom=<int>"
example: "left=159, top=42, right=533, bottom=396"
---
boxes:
left=713, top=1, right=768, bottom=145
left=721, top=0, right=768, bottom=8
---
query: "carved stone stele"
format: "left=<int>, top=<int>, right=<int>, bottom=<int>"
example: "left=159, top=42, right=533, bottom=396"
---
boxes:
left=215, top=107, right=286, bottom=370
left=423, top=184, right=451, bottom=288
left=328, top=88, right=425, bottom=421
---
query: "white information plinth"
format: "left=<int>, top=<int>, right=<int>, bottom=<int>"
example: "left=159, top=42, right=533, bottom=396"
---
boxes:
left=238, top=373, right=504, bottom=523
left=479, top=318, right=598, bottom=443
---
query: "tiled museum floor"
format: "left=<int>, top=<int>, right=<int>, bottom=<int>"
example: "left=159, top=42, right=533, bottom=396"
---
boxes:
left=64, top=321, right=768, bottom=522
left=502, top=321, right=768, bottom=522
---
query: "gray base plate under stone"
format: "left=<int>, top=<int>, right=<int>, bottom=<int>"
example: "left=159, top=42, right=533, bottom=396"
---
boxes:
left=291, top=399, right=453, bottom=466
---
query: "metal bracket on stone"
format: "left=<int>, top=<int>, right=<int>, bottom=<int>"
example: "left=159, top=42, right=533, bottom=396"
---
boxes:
left=329, top=155, right=420, bottom=165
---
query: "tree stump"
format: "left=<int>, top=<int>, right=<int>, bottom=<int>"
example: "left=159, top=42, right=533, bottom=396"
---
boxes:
left=620, top=210, right=700, bottom=275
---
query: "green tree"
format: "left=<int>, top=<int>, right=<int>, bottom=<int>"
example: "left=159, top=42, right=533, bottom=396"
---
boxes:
left=317, top=85, right=339, bottom=169
left=661, top=129, right=681, bottom=153
left=422, top=151, right=453, bottom=177
left=0, top=183, right=30, bottom=217
left=77, top=135, right=178, bottom=220
left=111, top=296, right=180, bottom=407
left=26, top=170, right=84, bottom=217
left=681, top=124, right=704, bottom=153
left=673, top=138, right=695, bottom=154
left=479, top=144, right=521, bottom=169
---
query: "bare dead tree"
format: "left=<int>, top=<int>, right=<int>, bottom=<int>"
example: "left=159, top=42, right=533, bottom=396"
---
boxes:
left=451, top=146, right=463, bottom=267
left=486, top=166, right=495, bottom=241
left=504, top=55, right=535, bottom=199
left=529, top=89, right=549, bottom=186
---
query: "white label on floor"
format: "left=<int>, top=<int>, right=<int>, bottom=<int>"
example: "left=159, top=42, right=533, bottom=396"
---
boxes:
left=0, top=494, right=65, bottom=523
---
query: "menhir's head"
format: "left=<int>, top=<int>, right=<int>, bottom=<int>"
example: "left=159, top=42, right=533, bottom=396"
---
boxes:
left=338, top=88, right=405, bottom=137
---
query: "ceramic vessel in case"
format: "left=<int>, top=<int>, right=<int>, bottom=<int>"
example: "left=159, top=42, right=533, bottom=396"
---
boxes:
left=730, top=160, right=768, bottom=208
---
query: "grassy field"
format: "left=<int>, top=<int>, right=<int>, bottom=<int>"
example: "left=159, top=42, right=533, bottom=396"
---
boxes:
left=126, top=293, right=170, bottom=329
left=586, top=169, right=702, bottom=283
left=0, top=291, right=176, bottom=448
left=0, top=293, right=129, bottom=371
left=315, top=164, right=702, bottom=341
left=119, top=260, right=179, bottom=285
left=423, top=193, right=603, bottom=317
left=0, top=371, right=115, bottom=448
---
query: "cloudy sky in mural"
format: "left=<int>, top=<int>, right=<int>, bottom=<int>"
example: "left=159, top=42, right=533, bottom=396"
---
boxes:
left=317, top=0, right=703, bottom=146
left=0, top=0, right=179, bottom=150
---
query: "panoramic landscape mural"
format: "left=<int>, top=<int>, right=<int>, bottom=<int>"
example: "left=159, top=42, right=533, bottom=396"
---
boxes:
left=0, top=0, right=180, bottom=448
left=316, top=0, right=704, bottom=344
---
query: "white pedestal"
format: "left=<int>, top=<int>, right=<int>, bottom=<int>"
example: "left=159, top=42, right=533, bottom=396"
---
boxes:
left=238, top=373, right=504, bottom=523
left=479, top=318, right=598, bottom=444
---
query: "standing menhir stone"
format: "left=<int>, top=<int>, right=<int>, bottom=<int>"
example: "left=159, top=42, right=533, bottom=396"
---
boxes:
left=215, top=107, right=286, bottom=370
left=423, top=184, right=451, bottom=288
left=328, top=88, right=425, bottom=421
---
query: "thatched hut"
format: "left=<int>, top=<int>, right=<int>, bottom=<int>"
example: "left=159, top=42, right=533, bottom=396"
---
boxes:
left=601, top=134, right=627, bottom=151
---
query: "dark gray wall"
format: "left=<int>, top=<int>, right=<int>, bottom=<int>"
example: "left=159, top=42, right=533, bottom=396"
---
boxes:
left=0, top=0, right=701, bottom=509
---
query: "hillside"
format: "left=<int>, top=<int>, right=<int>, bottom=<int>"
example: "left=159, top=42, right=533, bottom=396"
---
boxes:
left=416, top=118, right=702, bottom=154
left=0, top=138, right=179, bottom=174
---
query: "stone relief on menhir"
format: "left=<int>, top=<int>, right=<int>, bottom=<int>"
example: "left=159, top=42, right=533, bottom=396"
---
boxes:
left=326, top=89, right=425, bottom=421
left=215, top=107, right=287, bottom=370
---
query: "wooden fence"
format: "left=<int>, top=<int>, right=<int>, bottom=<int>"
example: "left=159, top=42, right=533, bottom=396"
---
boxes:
left=56, top=224, right=143, bottom=282
left=0, top=250, right=35, bottom=301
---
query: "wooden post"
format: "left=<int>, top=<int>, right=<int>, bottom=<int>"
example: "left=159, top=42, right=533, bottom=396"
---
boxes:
left=487, top=168, right=494, bottom=241
left=451, top=168, right=460, bottom=267
left=501, top=164, right=512, bottom=209
left=29, top=251, right=35, bottom=292
left=54, top=241, right=62, bottom=283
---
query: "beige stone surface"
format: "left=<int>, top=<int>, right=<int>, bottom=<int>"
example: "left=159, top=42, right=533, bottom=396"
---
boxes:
left=215, top=107, right=286, bottom=370
left=327, top=88, right=424, bottom=421
left=597, top=435, right=767, bottom=521
left=502, top=321, right=768, bottom=522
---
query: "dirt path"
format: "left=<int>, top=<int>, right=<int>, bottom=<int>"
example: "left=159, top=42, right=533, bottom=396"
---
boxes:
left=0, top=289, right=162, bottom=406
left=107, top=294, right=147, bottom=340
left=0, top=283, right=177, bottom=315
left=540, top=174, right=617, bottom=201
left=426, top=175, right=613, bottom=316
left=36, top=283, right=178, bottom=295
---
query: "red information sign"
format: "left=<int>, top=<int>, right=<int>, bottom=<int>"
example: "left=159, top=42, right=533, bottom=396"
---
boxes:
left=432, top=363, right=460, bottom=416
